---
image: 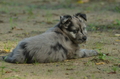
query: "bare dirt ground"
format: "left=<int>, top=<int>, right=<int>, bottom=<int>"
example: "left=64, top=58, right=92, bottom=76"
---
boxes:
left=0, top=0, right=120, bottom=79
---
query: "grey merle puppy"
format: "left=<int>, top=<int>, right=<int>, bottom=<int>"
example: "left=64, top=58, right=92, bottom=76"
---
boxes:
left=3, top=13, right=98, bottom=63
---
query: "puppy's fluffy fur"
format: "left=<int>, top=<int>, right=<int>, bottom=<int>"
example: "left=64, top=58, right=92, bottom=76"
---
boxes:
left=3, top=13, right=98, bottom=63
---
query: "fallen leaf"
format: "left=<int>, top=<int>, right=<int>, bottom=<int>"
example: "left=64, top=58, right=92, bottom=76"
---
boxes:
left=11, top=27, right=23, bottom=30
left=0, top=49, right=10, bottom=53
left=77, top=0, right=89, bottom=4
left=65, top=73, right=69, bottom=75
left=115, top=34, right=120, bottom=37
left=106, top=53, right=110, bottom=56
left=8, top=31, right=12, bottom=33
left=108, top=71, right=116, bottom=74
left=77, top=0, right=83, bottom=4
left=5, top=71, right=12, bottom=73
left=92, top=71, right=101, bottom=73
left=66, top=68, right=74, bottom=70
left=91, top=58, right=110, bottom=64
left=48, top=69, right=53, bottom=72
left=4, top=49, right=10, bottom=53
left=115, top=40, right=120, bottom=42
left=95, top=62, right=106, bottom=65
left=114, top=63, right=120, bottom=67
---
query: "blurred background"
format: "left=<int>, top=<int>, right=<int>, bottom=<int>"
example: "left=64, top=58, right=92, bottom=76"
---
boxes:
left=0, top=0, right=120, bottom=32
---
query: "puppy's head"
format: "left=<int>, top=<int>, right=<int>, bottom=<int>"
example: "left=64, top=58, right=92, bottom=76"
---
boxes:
left=59, top=13, right=87, bottom=44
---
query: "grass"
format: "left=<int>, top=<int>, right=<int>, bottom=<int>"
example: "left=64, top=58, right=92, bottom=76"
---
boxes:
left=115, top=6, right=120, bottom=13
left=93, top=42, right=104, bottom=49
left=11, top=69, right=19, bottom=72
left=0, top=1, right=21, bottom=6
left=0, top=1, right=24, bottom=14
left=98, top=53, right=107, bottom=60
left=0, top=7, right=9, bottom=14
left=3, top=41, right=15, bottom=53
left=9, top=17, right=18, bottom=30
left=87, top=23, right=97, bottom=31
left=0, top=62, right=23, bottom=79
left=46, top=69, right=54, bottom=76
left=25, top=6, right=36, bottom=19
left=114, top=19, right=120, bottom=25
left=45, top=11, right=53, bottom=23
left=4, top=76, right=23, bottom=79
left=111, top=66, right=119, bottom=72
left=0, top=62, right=6, bottom=77
left=87, top=23, right=120, bottom=31
left=26, top=7, right=34, bottom=15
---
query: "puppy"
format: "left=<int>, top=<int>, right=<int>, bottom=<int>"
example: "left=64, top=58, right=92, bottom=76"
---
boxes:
left=3, top=13, right=98, bottom=63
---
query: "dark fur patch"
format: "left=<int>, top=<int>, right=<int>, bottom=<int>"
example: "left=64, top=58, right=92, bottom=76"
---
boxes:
left=48, top=52, right=52, bottom=55
left=51, top=45, right=57, bottom=51
left=81, top=52, right=86, bottom=58
left=20, top=42, right=35, bottom=63
left=54, top=31, right=63, bottom=35
left=65, top=36, right=69, bottom=41
left=62, top=53, right=65, bottom=59
left=24, top=51, right=35, bottom=63
left=20, top=42, right=27, bottom=49
left=75, top=13, right=87, bottom=21
left=51, top=42, right=68, bottom=55
left=63, top=15, right=72, bottom=19
left=65, top=22, right=73, bottom=32
left=23, top=50, right=26, bottom=56
left=20, top=42, right=28, bottom=56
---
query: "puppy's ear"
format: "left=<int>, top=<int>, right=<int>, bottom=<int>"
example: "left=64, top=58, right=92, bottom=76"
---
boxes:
left=60, top=15, right=72, bottom=24
left=75, top=13, right=87, bottom=21
left=60, top=15, right=72, bottom=28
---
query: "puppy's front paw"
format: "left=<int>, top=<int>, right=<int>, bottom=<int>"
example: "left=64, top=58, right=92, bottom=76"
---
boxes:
left=80, top=49, right=98, bottom=57
left=90, top=50, right=98, bottom=56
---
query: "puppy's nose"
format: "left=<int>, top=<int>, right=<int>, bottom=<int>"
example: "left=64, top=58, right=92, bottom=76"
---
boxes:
left=82, top=36, right=87, bottom=41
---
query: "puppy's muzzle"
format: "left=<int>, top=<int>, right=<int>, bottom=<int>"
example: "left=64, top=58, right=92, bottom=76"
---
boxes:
left=82, top=36, right=87, bottom=41
left=78, top=36, right=87, bottom=42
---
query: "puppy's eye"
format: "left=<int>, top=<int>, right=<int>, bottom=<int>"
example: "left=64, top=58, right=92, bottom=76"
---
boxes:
left=72, top=30, right=78, bottom=33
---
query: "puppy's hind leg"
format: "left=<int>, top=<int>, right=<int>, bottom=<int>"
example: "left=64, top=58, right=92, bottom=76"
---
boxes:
left=2, top=56, right=16, bottom=63
left=3, top=42, right=28, bottom=63
left=3, top=53, right=25, bottom=63
left=3, top=49, right=26, bottom=63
